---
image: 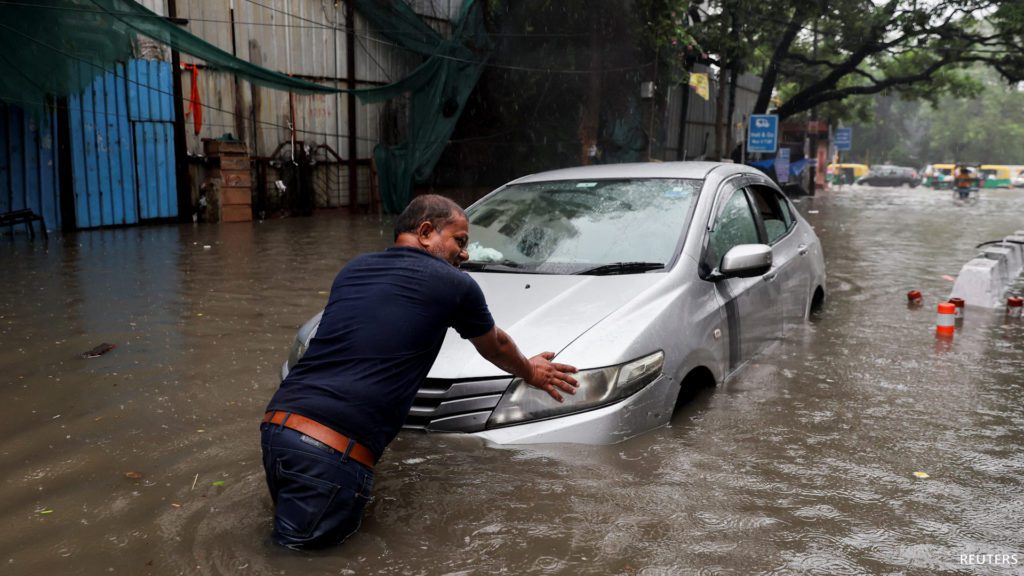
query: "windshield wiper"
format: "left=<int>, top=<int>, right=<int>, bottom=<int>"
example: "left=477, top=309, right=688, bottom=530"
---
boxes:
left=574, top=261, right=665, bottom=276
left=460, top=259, right=527, bottom=273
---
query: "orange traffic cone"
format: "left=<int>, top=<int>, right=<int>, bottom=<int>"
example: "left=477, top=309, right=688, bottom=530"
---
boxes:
left=936, top=302, right=956, bottom=336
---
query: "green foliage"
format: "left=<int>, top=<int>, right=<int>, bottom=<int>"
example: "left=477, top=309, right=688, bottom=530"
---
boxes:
left=847, top=66, right=1024, bottom=166
left=635, top=0, right=698, bottom=80
left=682, top=0, right=1024, bottom=121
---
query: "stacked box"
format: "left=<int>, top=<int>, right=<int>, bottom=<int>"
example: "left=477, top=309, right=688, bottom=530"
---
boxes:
left=204, top=139, right=252, bottom=223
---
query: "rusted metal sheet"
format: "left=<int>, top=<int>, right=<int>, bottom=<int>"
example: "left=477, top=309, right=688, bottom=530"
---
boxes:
left=172, top=1, right=451, bottom=207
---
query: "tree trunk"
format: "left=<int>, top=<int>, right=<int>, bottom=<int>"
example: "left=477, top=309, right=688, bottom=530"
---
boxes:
left=753, top=5, right=808, bottom=115
left=726, top=67, right=738, bottom=159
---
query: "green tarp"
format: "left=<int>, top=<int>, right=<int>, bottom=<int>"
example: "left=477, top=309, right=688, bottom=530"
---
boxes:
left=1, top=0, right=491, bottom=214
left=352, top=0, right=492, bottom=213
left=0, top=0, right=337, bottom=114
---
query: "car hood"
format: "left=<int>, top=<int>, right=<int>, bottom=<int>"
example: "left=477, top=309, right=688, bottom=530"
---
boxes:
left=429, top=272, right=662, bottom=379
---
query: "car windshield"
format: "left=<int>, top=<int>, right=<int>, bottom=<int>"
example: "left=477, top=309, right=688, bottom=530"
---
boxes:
left=463, top=178, right=700, bottom=274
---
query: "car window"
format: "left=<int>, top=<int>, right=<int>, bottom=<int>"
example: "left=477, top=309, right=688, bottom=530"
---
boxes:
left=706, top=188, right=759, bottom=270
left=465, top=178, right=700, bottom=273
left=748, top=186, right=790, bottom=243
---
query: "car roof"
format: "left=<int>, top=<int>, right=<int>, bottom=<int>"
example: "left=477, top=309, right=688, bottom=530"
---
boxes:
left=506, top=161, right=749, bottom=184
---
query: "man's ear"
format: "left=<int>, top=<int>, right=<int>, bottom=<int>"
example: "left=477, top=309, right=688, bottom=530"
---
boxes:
left=416, top=221, right=434, bottom=242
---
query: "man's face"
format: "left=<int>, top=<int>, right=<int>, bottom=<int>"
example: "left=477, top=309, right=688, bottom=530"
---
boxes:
left=425, top=213, right=470, bottom=267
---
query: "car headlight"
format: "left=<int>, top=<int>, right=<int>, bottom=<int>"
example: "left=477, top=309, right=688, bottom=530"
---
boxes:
left=486, top=351, right=665, bottom=428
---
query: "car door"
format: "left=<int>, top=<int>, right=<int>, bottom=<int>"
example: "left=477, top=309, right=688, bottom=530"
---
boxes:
left=748, top=184, right=809, bottom=333
left=702, top=182, right=781, bottom=373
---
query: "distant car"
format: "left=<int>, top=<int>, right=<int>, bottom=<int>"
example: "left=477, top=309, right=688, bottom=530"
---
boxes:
left=856, top=165, right=920, bottom=187
left=282, top=162, right=827, bottom=445
left=1012, top=173, right=1024, bottom=188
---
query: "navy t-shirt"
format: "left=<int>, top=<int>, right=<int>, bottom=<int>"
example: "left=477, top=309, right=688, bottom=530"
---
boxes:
left=266, top=247, right=495, bottom=458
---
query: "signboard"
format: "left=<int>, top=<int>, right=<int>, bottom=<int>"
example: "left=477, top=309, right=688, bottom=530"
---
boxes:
left=774, top=148, right=791, bottom=183
left=689, top=72, right=709, bottom=100
left=834, top=127, right=852, bottom=151
left=747, top=114, right=778, bottom=153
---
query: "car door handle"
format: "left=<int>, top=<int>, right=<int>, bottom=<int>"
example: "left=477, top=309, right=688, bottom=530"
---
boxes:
left=798, top=244, right=809, bottom=255
left=763, top=272, right=777, bottom=282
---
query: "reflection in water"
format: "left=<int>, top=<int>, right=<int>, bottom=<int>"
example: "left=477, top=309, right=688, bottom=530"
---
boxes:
left=1, top=189, right=1023, bottom=575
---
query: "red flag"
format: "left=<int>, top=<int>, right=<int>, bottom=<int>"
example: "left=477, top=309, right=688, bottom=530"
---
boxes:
left=187, top=64, right=202, bottom=135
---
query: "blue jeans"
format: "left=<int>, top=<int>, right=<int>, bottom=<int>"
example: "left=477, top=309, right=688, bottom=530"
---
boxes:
left=260, top=422, right=375, bottom=549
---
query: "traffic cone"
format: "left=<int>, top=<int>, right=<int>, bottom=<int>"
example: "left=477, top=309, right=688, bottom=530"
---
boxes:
left=948, top=297, right=965, bottom=319
left=936, top=302, right=956, bottom=336
left=907, top=290, right=923, bottom=307
left=1008, top=296, right=1023, bottom=318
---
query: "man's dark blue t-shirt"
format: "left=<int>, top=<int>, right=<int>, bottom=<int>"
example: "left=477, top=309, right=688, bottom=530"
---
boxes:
left=266, top=247, right=495, bottom=458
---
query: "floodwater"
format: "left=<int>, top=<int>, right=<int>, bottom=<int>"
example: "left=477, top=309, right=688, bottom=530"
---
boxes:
left=2, top=186, right=1023, bottom=575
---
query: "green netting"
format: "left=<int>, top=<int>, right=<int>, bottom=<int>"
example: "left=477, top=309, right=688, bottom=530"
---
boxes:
left=0, top=0, right=337, bottom=115
left=351, top=0, right=492, bottom=213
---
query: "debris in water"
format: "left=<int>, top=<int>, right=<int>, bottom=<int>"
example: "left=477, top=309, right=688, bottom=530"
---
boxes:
left=211, top=480, right=226, bottom=487
left=942, top=275, right=956, bottom=282
left=171, top=503, right=181, bottom=508
left=81, top=343, right=115, bottom=358
left=913, top=471, right=930, bottom=479
left=191, top=474, right=199, bottom=490
left=124, top=471, right=144, bottom=480
left=38, top=508, right=53, bottom=515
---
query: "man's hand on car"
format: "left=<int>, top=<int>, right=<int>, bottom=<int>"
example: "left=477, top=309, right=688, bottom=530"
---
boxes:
left=526, top=352, right=579, bottom=402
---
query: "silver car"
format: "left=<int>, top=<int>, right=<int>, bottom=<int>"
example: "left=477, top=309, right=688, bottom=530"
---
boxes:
left=282, top=162, right=826, bottom=445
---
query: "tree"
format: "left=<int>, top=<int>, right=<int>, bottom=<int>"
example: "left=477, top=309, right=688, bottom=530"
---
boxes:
left=845, top=66, right=1024, bottom=165
left=684, top=0, right=1024, bottom=122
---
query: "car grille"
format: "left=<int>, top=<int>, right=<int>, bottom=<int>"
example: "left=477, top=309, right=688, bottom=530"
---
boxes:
left=402, top=377, right=512, bottom=433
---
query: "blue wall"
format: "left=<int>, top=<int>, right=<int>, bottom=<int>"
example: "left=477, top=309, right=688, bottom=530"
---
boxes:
left=0, top=105, right=60, bottom=231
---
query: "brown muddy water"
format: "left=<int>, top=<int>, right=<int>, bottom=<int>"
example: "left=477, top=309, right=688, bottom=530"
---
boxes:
left=1, top=186, right=1023, bottom=575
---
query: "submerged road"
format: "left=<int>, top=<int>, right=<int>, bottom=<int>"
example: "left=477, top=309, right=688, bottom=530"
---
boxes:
left=1, top=184, right=1022, bottom=575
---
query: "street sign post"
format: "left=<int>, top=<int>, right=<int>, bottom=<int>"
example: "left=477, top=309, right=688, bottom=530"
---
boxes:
left=835, top=127, right=852, bottom=151
left=747, top=114, right=778, bottom=154
left=774, top=148, right=791, bottom=183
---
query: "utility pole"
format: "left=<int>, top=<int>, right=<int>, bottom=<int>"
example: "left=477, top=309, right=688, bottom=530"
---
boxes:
left=167, top=0, right=192, bottom=220
left=808, top=17, right=818, bottom=196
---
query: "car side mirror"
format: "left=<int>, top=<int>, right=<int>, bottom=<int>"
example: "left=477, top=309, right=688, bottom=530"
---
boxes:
left=711, top=244, right=773, bottom=280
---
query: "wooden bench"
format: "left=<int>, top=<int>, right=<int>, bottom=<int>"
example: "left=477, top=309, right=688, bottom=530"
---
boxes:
left=0, top=209, right=48, bottom=239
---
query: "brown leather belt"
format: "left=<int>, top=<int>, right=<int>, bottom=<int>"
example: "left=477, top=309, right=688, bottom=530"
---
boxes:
left=263, top=411, right=376, bottom=470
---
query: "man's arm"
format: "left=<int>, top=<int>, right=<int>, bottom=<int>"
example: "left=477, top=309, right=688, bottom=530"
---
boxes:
left=470, top=326, right=578, bottom=402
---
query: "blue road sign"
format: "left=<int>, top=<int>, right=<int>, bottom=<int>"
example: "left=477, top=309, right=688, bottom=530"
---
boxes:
left=747, top=114, right=778, bottom=153
left=835, top=127, right=852, bottom=151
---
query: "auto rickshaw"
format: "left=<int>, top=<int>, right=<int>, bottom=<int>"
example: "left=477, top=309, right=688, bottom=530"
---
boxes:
left=979, top=165, right=1013, bottom=188
left=922, top=163, right=956, bottom=189
left=826, top=163, right=868, bottom=186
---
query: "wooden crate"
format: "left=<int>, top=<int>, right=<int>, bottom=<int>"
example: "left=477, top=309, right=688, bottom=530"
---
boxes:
left=203, top=139, right=247, bottom=156
left=211, top=169, right=252, bottom=188
left=221, top=203, right=252, bottom=223
left=219, top=155, right=250, bottom=171
left=220, top=186, right=251, bottom=206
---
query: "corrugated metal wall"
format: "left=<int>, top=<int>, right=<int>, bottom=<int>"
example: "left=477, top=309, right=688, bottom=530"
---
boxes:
left=663, top=64, right=762, bottom=161
left=0, top=105, right=60, bottom=232
left=127, top=60, right=179, bottom=220
left=173, top=0, right=453, bottom=208
left=68, top=60, right=178, bottom=229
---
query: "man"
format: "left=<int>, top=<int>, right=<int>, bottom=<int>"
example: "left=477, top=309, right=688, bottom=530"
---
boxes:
left=955, top=165, right=974, bottom=198
left=260, top=194, right=579, bottom=549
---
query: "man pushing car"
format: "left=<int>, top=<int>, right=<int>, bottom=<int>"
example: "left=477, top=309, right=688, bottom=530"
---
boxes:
left=260, top=194, right=578, bottom=549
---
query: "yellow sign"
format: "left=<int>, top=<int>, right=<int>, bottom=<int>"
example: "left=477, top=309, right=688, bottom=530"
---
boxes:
left=689, top=72, right=709, bottom=101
